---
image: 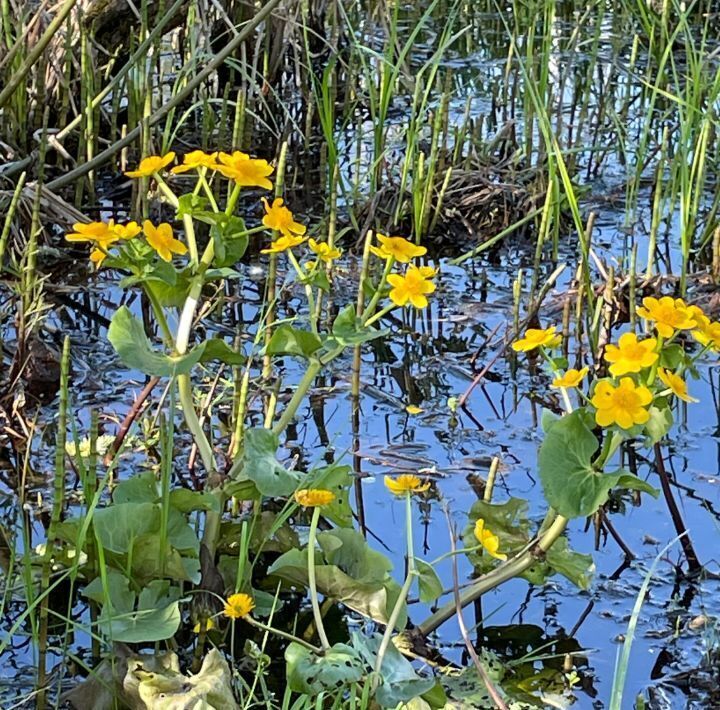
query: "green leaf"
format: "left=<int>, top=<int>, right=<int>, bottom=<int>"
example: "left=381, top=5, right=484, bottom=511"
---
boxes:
left=659, top=343, right=685, bottom=369
left=113, top=471, right=158, bottom=504
left=352, top=632, right=435, bottom=707
left=169, top=489, right=221, bottom=513
left=94, top=502, right=159, bottom=554
left=301, top=268, right=330, bottom=292
left=198, top=339, right=245, bottom=366
left=210, top=215, right=248, bottom=267
left=130, top=534, right=196, bottom=583
left=544, top=538, right=595, bottom=590
left=83, top=572, right=182, bottom=643
left=416, top=559, right=442, bottom=603
left=268, top=543, right=403, bottom=627
left=329, top=304, right=388, bottom=347
left=285, top=642, right=364, bottom=695
left=227, top=427, right=300, bottom=497
left=108, top=306, right=206, bottom=377
left=644, top=405, right=673, bottom=445
left=538, top=409, right=648, bottom=519
left=176, top=193, right=210, bottom=218
left=615, top=472, right=659, bottom=498
left=266, top=325, right=322, bottom=358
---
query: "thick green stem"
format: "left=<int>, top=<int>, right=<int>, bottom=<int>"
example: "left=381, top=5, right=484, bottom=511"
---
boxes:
left=417, top=514, right=568, bottom=637
left=272, top=359, right=321, bottom=435
left=374, top=491, right=414, bottom=677
left=363, top=303, right=396, bottom=327
left=307, top=506, right=330, bottom=650
left=361, top=257, right=395, bottom=321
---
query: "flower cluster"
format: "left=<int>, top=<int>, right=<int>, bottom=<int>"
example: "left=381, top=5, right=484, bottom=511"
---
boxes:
left=513, top=295, right=711, bottom=432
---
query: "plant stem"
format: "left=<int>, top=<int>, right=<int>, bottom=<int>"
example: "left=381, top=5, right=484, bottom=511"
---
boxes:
left=272, top=359, right=321, bottom=435
left=374, top=491, right=414, bottom=677
left=417, top=514, right=568, bottom=637
left=653, top=443, right=701, bottom=574
left=307, top=507, right=330, bottom=650
left=361, top=256, right=395, bottom=321
left=363, top=303, right=395, bottom=327
left=246, top=616, right=321, bottom=653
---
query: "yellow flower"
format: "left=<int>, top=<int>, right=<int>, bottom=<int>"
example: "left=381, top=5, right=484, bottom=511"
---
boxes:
left=262, top=197, right=306, bottom=238
left=170, top=150, right=219, bottom=174
left=66, top=220, right=117, bottom=244
left=636, top=296, right=695, bottom=338
left=473, top=519, right=507, bottom=561
left=551, top=367, right=589, bottom=389
left=261, top=234, right=306, bottom=254
left=603, top=332, right=658, bottom=376
left=658, top=368, right=698, bottom=403
left=192, top=617, right=216, bottom=633
left=688, top=306, right=720, bottom=350
left=591, top=377, right=653, bottom=429
left=370, top=234, right=427, bottom=262
left=294, top=489, right=335, bottom=507
left=416, top=265, right=438, bottom=278
left=68, top=220, right=140, bottom=267
left=223, top=593, right=255, bottom=620
left=512, top=326, right=561, bottom=352
left=384, top=474, right=430, bottom=496
left=89, top=248, right=108, bottom=267
left=112, top=221, right=142, bottom=240
left=216, top=151, right=273, bottom=189
left=387, top=265, right=436, bottom=309
left=143, top=220, right=188, bottom=262
left=125, top=152, right=176, bottom=178
left=309, top=238, right=342, bottom=263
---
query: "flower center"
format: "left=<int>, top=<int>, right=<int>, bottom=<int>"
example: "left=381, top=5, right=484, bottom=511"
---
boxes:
left=611, top=389, right=639, bottom=410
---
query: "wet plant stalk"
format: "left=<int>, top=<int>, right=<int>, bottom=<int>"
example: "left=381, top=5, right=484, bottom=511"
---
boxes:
left=653, top=443, right=701, bottom=574
left=417, top=513, right=568, bottom=636
left=37, top=336, right=70, bottom=708
left=374, top=491, right=415, bottom=678
left=307, top=506, right=330, bottom=650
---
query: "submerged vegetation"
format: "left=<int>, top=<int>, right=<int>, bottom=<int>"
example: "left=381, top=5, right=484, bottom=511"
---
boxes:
left=3, top=0, right=720, bottom=708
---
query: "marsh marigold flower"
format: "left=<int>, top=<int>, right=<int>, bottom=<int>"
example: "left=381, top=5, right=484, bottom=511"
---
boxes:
left=603, top=332, right=658, bottom=376
left=591, top=377, right=653, bottom=429
left=68, top=220, right=140, bottom=267
left=294, top=489, right=335, bottom=507
left=171, top=150, right=219, bottom=174
left=370, top=234, right=427, bottom=262
left=551, top=367, right=589, bottom=389
left=384, top=474, right=430, bottom=496
left=125, top=152, right=176, bottom=178
left=688, top=305, right=720, bottom=350
left=216, top=151, right=273, bottom=189
left=143, top=220, right=188, bottom=262
left=261, top=234, right=306, bottom=254
left=512, top=326, right=561, bottom=352
left=223, top=593, right=255, bottom=620
left=112, top=221, right=142, bottom=240
left=636, top=296, right=695, bottom=338
left=474, top=519, right=507, bottom=560
left=66, top=220, right=117, bottom=244
left=387, top=265, right=436, bottom=309
left=658, top=368, right=698, bottom=403
left=262, top=197, right=306, bottom=239
left=309, top=238, right=342, bottom=263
